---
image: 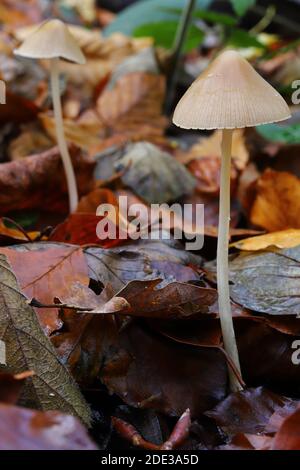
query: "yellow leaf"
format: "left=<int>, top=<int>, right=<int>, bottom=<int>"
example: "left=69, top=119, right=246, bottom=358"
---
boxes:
left=230, top=229, right=300, bottom=251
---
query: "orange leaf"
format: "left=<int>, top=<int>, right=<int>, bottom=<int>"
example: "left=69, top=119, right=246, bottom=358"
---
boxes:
left=0, top=244, right=90, bottom=334
left=250, top=169, right=300, bottom=231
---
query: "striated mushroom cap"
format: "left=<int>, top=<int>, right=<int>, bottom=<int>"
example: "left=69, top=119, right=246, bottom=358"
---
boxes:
left=14, top=19, right=85, bottom=65
left=173, top=49, right=290, bottom=130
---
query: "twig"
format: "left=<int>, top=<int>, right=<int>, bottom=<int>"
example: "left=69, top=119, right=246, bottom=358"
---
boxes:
left=112, top=408, right=191, bottom=450
left=2, top=217, right=33, bottom=242
left=250, top=5, right=276, bottom=35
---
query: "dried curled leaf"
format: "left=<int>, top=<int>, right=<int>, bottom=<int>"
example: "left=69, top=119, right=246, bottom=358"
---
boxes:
left=0, top=253, right=90, bottom=425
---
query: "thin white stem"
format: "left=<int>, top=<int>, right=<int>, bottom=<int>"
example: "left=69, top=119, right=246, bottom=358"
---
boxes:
left=217, top=129, right=243, bottom=392
left=50, top=58, right=78, bottom=213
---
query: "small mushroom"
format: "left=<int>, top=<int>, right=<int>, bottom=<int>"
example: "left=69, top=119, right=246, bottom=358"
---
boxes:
left=173, top=50, right=290, bottom=391
left=14, top=19, right=86, bottom=213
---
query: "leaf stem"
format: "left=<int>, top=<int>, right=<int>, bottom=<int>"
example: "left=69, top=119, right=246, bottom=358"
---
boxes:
left=50, top=58, right=78, bottom=213
left=165, top=0, right=196, bottom=113
left=217, top=129, right=243, bottom=392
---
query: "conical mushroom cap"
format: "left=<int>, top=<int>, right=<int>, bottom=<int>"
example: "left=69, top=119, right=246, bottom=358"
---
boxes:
left=173, top=50, right=290, bottom=130
left=14, top=19, right=85, bottom=64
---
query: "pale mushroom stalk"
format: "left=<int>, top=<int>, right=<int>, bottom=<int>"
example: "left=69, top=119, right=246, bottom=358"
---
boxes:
left=50, top=57, right=78, bottom=213
left=172, top=49, right=291, bottom=392
left=14, top=19, right=86, bottom=213
left=218, top=129, right=242, bottom=392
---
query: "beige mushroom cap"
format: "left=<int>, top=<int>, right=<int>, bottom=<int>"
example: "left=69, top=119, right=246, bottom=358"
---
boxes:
left=14, top=19, right=85, bottom=65
left=173, top=49, right=291, bottom=130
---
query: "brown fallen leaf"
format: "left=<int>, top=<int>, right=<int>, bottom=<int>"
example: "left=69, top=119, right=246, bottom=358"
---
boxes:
left=205, top=386, right=296, bottom=436
left=188, top=156, right=238, bottom=196
left=39, top=112, right=106, bottom=153
left=101, top=320, right=227, bottom=417
left=0, top=146, right=95, bottom=215
left=109, top=279, right=217, bottom=319
left=49, top=213, right=124, bottom=248
left=0, top=404, right=96, bottom=450
left=272, top=406, right=300, bottom=450
left=250, top=168, right=300, bottom=231
left=8, top=124, right=53, bottom=160
left=32, top=279, right=217, bottom=320
left=0, top=243, right=90, bottom=334
left=0, top=89, right=39, bottom=125
left=0, top=371, right=34, bottom=405
left=77, top=188, right=119, bottom=214
left=97, top=71, right=167, bottom=141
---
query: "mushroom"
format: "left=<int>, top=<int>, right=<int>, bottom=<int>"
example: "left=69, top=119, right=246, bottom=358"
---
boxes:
left=173, top=50, right=291, bottom=391
left=14, top=19, right=86, bottom=213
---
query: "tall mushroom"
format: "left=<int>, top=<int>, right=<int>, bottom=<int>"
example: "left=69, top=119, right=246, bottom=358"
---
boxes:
left=173, top=50, right=290, bottom=391
left=14, top=19, right=86, bottom=213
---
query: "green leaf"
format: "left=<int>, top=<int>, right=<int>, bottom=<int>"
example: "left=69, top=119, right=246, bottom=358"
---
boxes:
left=230, top=0, right=256, bottom=17
left=228, top=28, right=265, bottom=49
left=5, top=211, right=39, bottom=229
left=133, top=21, right=204, bottom=52
left=103, top=0, right=213, bottom=36
left=0, top=253, right=90, bottom=425
left=256, top=123, right=300, bottom=144
left=162, top=7, right=237, bottom=26
left=193, top=9, right=238, bottom=25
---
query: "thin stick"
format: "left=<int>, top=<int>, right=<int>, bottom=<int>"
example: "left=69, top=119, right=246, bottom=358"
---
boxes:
left=217, top=129, right=242, bottom=392
left=165, top=0, right=196, bottom=113
left=50, top=58, right=78, bottom=213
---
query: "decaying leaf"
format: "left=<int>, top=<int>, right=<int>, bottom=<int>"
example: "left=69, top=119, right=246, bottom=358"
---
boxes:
left=228, top=245, right=300, bottom=315
left=85, top=237, right=204, bottom=292
left=101, top=321, right=227, bottom=418
left=0, top=146, right=95, bottom=215
left=63, top=279, right=217, bottom=319
left=117, top=142, right=196, bottom=204
left=205, top=387, right=297, bottom=436
left=0, top=404, right=96, bottom=450
left=0, top=253, right=90, bottom=424
left=188, top=156, right=238, bottom=196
